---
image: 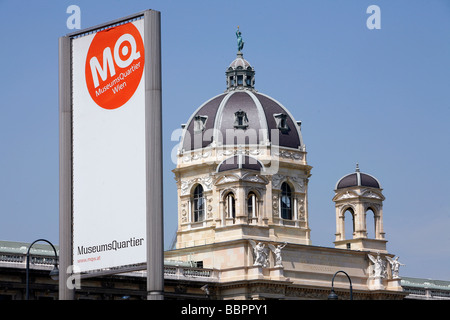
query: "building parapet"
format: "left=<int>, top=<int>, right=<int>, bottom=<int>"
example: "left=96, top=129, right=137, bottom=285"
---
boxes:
left=0, top=242, right=218, bottom=283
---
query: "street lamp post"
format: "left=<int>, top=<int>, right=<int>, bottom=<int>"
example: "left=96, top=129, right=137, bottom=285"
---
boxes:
left=328, top=270, right=353, bottom=300
left=26, top=239, right=59, bottom=300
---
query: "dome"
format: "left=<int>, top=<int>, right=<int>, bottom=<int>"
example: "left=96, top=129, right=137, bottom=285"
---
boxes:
left=179, top=52, right=303, bottom=152
left=180, top=90, right=303, bottom=152
left=335, top=165, right=381, bottom=190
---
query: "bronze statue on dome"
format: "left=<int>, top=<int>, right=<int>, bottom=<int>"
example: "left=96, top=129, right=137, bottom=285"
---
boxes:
left=236, top=26, right=244, bottom=52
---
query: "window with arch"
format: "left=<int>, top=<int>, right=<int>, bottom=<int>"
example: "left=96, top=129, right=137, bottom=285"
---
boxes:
left=344, top=207, right=355, bottom=240
left=280, top=182, right=292, bottom=220
left=365, top=207, right=376, bottom=238
left=247, top=192, right=258, bottom=219
left=225, top=192, right=236, bottom=219
left=193, top=184, right=205, bottom=222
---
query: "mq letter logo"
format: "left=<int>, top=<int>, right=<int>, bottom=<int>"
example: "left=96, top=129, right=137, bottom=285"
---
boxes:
left=85, top=22, right=144, bottom=110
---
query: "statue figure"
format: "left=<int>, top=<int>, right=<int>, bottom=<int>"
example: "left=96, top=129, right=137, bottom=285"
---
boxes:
left=368, top=252, right=386, bottom=278
left=386, top=256, right=405, bottom=279
left=269, top=242, right=287, bottom=267
left=249, top=240, right=269, bottom=267
left=236, top=26, right=244, bottom=52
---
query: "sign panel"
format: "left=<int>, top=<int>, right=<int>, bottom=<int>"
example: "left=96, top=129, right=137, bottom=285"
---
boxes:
left=71, top=18, right=147, bottom=272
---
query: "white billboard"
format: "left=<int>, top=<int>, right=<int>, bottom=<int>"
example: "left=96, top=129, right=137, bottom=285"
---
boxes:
left=71, top=19, right=147, bottom=272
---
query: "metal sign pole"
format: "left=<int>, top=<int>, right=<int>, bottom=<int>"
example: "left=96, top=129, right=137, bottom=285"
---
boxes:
left=145, top=10, right=164, bottom=300
left=58, top=35, right=75, bottom=300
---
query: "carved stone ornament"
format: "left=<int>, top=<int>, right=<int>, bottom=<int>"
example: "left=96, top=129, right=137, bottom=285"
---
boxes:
left=361, top=190, right=382, bottom=199
left=272, top=195, right=279, bottom=216
left=250, top=285, right=285, bottom=295
left=291, top=177, right=305, bottom=193
left=207, top=197, right=213, bottom=218
left=273, top=150, right=303, bottom=161
left=334, top=189, right=384, bottom=202
left=272, top=174, right=305, bottom=192
left=180, top=176, right=213, bottom=195
left=335, top=191, right=357, bottom=201
left=215, top=175, right=239, bottom=185
left=181, top=202, right=188, bottom=222
left=272, top=174, right=284, bottom=189
left=298, top=199, right=305, bottom=221
left=182, top=149, right=212, bottom=163
left=217, top=147, right=261, bottom=157
left=242, top=173, right=267, bottom=184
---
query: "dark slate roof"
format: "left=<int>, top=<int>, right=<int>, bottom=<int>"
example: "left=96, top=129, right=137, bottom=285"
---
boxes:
left=217, top=155, right=263, bottom=172
left=181, top=90, right=302, bottom=152
left=336, top=170, right=381, bottom=190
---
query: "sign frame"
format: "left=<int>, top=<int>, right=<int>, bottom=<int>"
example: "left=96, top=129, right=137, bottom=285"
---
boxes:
left=59, top=9, right=163, bottom=300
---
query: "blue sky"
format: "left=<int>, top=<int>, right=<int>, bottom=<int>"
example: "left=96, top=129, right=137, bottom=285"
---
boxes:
left=0, top=0, right=449, bottom=281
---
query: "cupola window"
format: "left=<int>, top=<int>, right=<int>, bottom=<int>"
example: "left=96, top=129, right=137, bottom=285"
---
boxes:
left=274, top=113, right=290, bottom=133
left=234, top=110, right=249, bottom=129
left=237, top=75, right=243, bottom=86
left=245, top=75, right=252, bottom=86
left=193, top=115, right=208, bottom=134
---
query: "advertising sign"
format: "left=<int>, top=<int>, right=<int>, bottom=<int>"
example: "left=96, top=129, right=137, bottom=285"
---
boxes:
left=71, top=18, right=147, bottom=272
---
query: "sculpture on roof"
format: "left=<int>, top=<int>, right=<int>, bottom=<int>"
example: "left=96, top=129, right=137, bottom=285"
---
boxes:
left=236, top=26, right=244, bottom=52
left=386, top=256, right=405, bottom=279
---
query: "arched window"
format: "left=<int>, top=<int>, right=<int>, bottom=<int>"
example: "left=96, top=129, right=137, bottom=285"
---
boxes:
left=344, top=207, right=355, bottom=240
left=247, top=192, right=258, bottom=219
left=225, top=192, right=236, bottom=219
left=193, top=185, right=205, bottom=222
left=280, top=182, right=292, bottom=220
left=366, top=208, right=376, bottom=238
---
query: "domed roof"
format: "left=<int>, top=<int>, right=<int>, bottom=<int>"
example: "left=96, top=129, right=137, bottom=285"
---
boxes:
left=217, top=155, right=263, bottom=173
left=335, top=165, right=381, bottom=190
left=228, top=53, right=252, bottom=70
left=180, top=90, right=303, bottom=152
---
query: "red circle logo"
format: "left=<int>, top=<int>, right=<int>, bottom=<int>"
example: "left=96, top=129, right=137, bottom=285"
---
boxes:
left=85, top=22, right=145, bottom=110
